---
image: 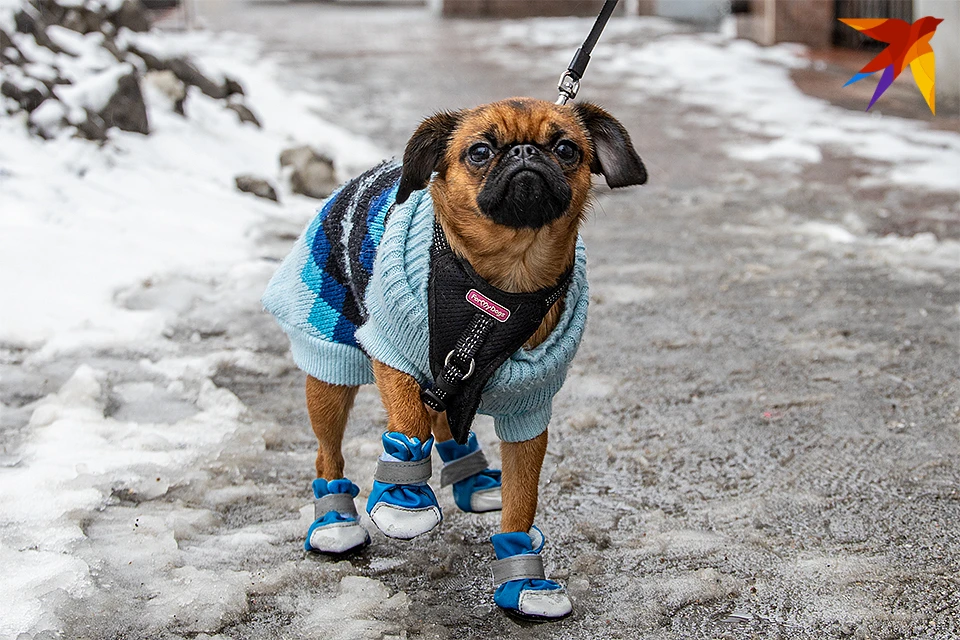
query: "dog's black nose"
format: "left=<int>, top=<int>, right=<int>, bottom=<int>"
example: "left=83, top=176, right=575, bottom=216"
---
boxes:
left=509, top=144, right=540, bottom=160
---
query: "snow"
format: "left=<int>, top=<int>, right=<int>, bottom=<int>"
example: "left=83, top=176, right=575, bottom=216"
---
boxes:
left=0, top=29, right=381, bottom=347
left=0, top=16, right=388, bottom=638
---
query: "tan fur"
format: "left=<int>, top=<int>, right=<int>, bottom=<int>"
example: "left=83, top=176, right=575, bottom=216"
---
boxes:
left=500, top=431, right=549, bottom=532
left=306, top=375, right=358, bottom=480
left=306, top=98, right=599, bottom=533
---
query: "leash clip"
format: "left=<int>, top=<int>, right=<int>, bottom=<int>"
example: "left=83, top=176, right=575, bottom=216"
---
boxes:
left=556, top=71, right=580, bottom=105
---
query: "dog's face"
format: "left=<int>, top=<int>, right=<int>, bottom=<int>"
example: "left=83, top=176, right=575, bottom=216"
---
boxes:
left=396, top=98, right=646, bottom=232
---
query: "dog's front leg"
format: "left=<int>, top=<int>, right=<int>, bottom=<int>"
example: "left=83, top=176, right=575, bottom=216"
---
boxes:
left=492, top=429, right=572, bottom=620
left=431, top=412, right=503, bottom=513
left=372, top=360, right=432, bottom=440
left=365, top=360, right=442, bottom=538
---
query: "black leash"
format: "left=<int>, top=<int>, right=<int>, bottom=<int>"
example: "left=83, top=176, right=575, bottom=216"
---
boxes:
left=556, top=0, right=620, bottom=104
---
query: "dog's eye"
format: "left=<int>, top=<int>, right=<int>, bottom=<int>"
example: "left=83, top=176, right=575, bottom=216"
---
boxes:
left=467, top=143, right=493, bottom=165
left=554, top=141, right=579, bottom=163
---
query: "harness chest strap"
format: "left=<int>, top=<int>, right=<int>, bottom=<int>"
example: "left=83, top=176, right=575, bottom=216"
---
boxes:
left=421, top=222, right=572, bottom=443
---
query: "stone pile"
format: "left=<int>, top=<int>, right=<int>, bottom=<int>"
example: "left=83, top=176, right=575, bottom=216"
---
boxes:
left=0, top=0, right=260, bottom=141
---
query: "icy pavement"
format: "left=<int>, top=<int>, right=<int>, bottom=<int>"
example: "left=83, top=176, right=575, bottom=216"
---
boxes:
left=2, top=3, right=959, bottom=639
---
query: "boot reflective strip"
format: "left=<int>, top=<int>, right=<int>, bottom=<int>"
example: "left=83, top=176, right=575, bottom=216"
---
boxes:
left=491, top=554, right=546, bottom=586
left=440, top=449, right=489, bottom=487
left=314, top=492, right=359, bottom=520
left=374, top=457, right=433, bottom=485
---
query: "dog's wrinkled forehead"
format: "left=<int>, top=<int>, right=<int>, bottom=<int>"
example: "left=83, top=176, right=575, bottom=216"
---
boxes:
left=453, top=98, right=590, bottom=149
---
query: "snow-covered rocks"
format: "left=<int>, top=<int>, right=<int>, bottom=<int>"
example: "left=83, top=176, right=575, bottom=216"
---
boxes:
left=235, top=173, right=278, bottom=202
left=0, top=0, right=259, bottom=140
left=280, top=144, right=338, bottom=199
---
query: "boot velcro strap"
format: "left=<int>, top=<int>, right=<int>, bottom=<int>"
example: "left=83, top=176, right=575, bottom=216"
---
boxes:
left=440, top=449, right=489, bottom=487
left=491, top=554, right=546, bottom=586
left=374, top=457, right=432, bottom=485
left=314, top=492, right=358, bottom=520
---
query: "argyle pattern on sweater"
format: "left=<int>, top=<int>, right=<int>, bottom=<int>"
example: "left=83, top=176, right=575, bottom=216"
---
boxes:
left=301, top=160, right=401, bottom=347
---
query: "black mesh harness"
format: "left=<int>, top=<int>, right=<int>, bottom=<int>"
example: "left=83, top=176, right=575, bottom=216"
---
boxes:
left=420, top=223, right=572, bottom=445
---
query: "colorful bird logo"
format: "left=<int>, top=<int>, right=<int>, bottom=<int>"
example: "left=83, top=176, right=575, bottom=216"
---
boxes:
left=839, top=16, right=943, bottom=114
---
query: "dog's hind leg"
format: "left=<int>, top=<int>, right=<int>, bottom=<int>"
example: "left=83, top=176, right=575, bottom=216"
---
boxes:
left=492, top=430, right=572, bottom=621
left=303, top=375, right=368, bottom=555
left=306, top=375, right=359, bottom=480
left=499, top=431, right=547, bottom=533
left=432, top=412, right=502, bottom=513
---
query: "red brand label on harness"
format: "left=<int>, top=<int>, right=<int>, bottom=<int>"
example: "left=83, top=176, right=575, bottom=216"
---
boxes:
left=466, top=289, right=510, bottom=322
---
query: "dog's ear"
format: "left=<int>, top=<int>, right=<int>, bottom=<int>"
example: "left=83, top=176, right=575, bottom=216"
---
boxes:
left=572, top=102, right=647, bottom=188
left=397, top=110, right=463, bottom=203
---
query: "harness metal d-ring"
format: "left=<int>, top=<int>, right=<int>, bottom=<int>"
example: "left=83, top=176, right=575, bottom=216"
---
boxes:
left=445, top=350, right=475, bottom=381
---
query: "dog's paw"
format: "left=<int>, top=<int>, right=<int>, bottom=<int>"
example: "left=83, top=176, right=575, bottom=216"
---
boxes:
left=512, top=585, right=573, bottom=620
left=365, top=432, right=443, bottom=538
left=436, top=432, right=502, bottom=513
left=490, top=527, right=573, bottom=621
left=368, top=502, right=442, bottom=539
left=466, top=485, right=502, bottom=512
left=305, top=477, right=369, bottom=555
left=306, top=518, right=370, bottom=555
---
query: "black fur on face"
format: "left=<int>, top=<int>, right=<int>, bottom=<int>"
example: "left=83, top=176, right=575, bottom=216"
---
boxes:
left=474, top=144, right=573, bottom=229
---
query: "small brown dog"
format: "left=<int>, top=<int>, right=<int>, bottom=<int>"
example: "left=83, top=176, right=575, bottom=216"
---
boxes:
left=263, top=97, right=645, bottom=620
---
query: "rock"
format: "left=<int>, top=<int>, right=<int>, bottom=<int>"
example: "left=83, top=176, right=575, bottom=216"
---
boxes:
left=113, top=0, right=151, bottom=33
left=99, top=71, right=149, bottom=134
left=13, top=9, right=38, bottom=35
left=14, top=8, right=65, bottom=52
left=224, top=77, right=244, bottom=97
left=127, top=47, right=237, bottom=100
left=61, top=9, right=87, bottom=33
left=225, top=102, right=260, bottom=127
left=128, top=43, right=165, bottom=71
left=35, top=0, right=68, bottom=27
left=145, top=70, right=186, bottom=115
left=235, top=175, right=279, bottom=202
left=280, top=146, right=337, bottom=199
left=77, top=109, right=108, bottom=141
left=1, top=80, right=47, bottom=113
left=166, top=58, right=227, bottom=99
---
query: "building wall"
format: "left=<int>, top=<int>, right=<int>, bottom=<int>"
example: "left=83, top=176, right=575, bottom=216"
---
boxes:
left=736, top=0, right=834, bottom=47
left=652, top=0, right=729, bottom=23
left=915, top=0, right=959, bottom=103
left=439, top=0, right=625, bottom=18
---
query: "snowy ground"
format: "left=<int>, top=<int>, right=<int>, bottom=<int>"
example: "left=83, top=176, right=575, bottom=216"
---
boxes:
left=2, top=3, right=959, bottom=639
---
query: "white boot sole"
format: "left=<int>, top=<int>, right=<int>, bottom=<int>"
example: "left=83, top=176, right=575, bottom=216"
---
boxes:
left=307, top=521, right=369, bottom=554
left=369, top=503, right=441, bottom=539
left=469, top=487, right=502, bottom=512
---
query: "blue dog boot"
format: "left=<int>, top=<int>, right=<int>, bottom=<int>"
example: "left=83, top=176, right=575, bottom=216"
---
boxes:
left=366, top=432, right=442, bottom=539
left=305, top=478, right=370, bottom=555
left=435, top=432, right=502, bottom=513
left=491, top=526, right=572, bottom=621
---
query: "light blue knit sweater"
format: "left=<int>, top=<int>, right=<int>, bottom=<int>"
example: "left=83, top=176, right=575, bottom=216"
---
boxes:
left=262, top=166, right=589, bottom=443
